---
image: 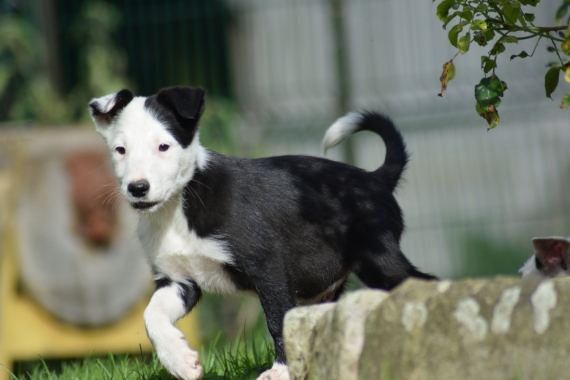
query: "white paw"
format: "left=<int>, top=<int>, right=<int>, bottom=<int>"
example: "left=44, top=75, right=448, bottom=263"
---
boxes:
left=155, top=337, right=203, bottom=380
left=256, top=363, right=290, bottom=380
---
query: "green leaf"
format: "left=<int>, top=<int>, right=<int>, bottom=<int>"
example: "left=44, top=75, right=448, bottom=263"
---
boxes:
left=545, top=66, right=561, bottom=99
left=519, top=0, right=539, bottom=6
left=502, top=5, right=521, bottom=24
left=510, top=50, right=529, bottom=60
left=560, top=94, right=570, bottom=109
left=481, top=56, right=496, bottom=73
left=475, top=75, right=505, bottom=108
left=500, top=36, right=519, bottom=44
left=481, top=29, right=495, bottom=42
left=562, top=36, right=570, bottom=55
left=443, top=11, right=459, bottom=29
left=459, top=10, right=473, bottom=22
left=458, top=32, right=471, bottom=54
left=448, top=21, right=467, bottom=47
left=523, top=13, right=535, bottom=23
left=490, top=42, right=506, bottom=55
left=475, top=100, right=486, bottom=115
left=556, top=3, right=569, bottom=24
left=437, top=0, right=457, bottom=22
left=517, top=14, right=528, bottom=28
left=476, top=3, right=488, bottom=12
left=470, top=19, right=487, bottom=31
left=483, top=59, right=496, bottom=73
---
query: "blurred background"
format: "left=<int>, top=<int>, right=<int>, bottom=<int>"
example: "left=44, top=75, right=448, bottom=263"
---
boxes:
left=0, top=0, right=569, bottom=376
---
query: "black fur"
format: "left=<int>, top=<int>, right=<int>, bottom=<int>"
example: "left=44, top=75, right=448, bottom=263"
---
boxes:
left=535, top=255, right=544, bottom=271
left=155, top=276, right=172, bottom=290
left=142, top=87, right=437, bottom=365
left=154, top=276, right=202, bottom=316
left=182, top=152, right=437, bottom=363
left=177, top=280, right=203, bottom=315
left=145, top=86, right=206, bottom=148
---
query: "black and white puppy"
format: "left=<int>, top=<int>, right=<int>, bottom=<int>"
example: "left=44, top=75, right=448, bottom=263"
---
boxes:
left=89, top=86, right=436, bottom=380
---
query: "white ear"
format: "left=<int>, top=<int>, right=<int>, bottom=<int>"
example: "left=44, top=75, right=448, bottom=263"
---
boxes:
left=519, top=254, right=543, bottom=279
left=88, top=89, right=134, bottom=134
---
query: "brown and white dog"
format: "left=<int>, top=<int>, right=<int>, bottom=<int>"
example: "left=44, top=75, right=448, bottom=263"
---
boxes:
left=519, top=237, right=570, bottom=278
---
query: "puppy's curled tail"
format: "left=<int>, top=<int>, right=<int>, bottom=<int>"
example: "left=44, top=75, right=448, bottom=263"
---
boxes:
left=322, top=111, right=409, bottom=192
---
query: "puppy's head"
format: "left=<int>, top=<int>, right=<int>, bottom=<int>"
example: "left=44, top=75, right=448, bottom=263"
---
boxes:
left=89, top=86, right=208, bottom=213
left=519, top=237, right=570, bottom=278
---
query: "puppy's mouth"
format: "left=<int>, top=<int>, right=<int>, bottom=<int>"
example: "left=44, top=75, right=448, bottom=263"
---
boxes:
left=130, top=201, right=160, bottom=211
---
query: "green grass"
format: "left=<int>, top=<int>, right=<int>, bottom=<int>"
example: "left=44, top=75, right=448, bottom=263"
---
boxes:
left=8, top=331, right=274, bottom=380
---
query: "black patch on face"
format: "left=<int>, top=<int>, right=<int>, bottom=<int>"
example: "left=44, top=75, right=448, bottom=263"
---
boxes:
left=144, top=86, right=206, bottom=148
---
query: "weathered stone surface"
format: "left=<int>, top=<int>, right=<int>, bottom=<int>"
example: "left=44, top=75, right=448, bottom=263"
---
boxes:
left=283, top=277, right=570, bottom=380
left=284, top=303, right=335, bottom=379
left=308, top=289, right=389, bottom=380
left=283, top=290, right=389, bottom=380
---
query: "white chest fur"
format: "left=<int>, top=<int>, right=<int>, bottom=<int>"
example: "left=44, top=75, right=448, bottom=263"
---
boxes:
left=137, top=199, right=238, bottom=294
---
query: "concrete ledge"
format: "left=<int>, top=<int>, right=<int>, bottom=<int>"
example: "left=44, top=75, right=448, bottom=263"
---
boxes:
left=284, top=277, right=570, bottom=380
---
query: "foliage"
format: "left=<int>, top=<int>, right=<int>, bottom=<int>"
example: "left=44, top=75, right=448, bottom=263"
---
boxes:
left=0, top=2, right=130, bottom=125
left=456, top=233, right=529, bottom=278
left=434, top=0, right=570, bottom=129
left=0, top=16, right=70, bottom=124
left=199, top=97, right=241, bottom=155
left=69, top=2, right=132, bottom=123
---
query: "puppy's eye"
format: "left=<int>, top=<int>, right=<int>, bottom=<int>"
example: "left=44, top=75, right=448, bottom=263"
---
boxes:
left=159, top=144, right=170, bottom=152
left=115, top=146, right=126, bottom=155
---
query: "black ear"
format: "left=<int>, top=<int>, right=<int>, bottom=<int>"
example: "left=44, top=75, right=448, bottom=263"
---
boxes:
left=89, top=89, right=134, bottom=129
left=155, top=86, right=206, bottom=127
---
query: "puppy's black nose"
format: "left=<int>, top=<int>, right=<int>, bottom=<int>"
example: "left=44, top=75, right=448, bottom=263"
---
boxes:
left=128, top=180, right=150, bottom=198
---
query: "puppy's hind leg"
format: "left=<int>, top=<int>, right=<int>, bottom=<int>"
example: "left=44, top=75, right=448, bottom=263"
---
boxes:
left=351, top=236, right=437, bottom=291
left=255, top=284, right=296, bottom=380
left=144, top=278, right=203, bottom=380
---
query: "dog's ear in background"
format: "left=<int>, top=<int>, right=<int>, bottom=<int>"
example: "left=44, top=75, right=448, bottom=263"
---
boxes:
left=519, top=237, right=570, bottom=278
left=89, top=89, right=135, bottom=134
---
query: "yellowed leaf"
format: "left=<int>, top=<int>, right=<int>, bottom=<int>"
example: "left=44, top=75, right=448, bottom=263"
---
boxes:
left=438, top=60, right=456, bottom=97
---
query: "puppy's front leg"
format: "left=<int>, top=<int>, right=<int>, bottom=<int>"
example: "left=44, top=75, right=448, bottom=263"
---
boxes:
left=144, top=278, right=203, bottom=380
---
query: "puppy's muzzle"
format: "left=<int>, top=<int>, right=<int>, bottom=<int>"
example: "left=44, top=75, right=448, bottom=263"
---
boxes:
left=128, top=180, right=150, bottom=198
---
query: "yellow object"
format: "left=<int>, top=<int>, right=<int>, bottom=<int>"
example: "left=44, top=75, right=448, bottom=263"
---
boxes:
left=0, top=140, right=200, bottom=380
